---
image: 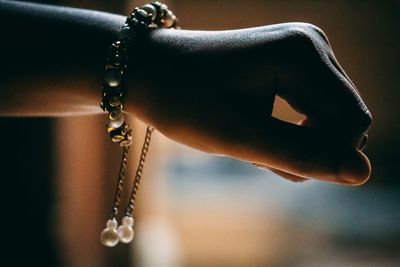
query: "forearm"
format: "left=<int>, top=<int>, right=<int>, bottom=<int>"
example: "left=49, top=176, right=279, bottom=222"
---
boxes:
left=0, top=0, right=125, bottom=116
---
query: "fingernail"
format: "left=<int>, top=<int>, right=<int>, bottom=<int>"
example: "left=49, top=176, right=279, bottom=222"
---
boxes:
left=339, top=151, right=371, bottom=186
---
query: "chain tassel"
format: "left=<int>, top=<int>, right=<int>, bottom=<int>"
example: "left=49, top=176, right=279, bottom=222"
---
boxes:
left=100, top=2, right=178, bottom=247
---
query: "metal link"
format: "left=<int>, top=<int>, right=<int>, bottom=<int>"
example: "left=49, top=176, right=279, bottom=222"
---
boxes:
left=125, top=126, right=154, bottom=215
left=109, top=146, right=130, bottom=219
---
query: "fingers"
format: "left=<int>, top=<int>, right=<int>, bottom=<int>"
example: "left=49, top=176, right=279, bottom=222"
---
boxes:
left=284, top=71, right=370, bottom=147
left=276, top=31, right=372, bottom=148
left=225, top=117, right=371, bottom=185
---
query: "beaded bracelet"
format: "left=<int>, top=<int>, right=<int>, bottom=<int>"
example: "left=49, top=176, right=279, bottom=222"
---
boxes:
left=100, top=2, right=178, bottom=247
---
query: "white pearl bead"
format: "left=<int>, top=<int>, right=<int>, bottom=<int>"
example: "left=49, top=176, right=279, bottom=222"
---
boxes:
left=106, top=219, right=118, bottom=229
left=122, top=216, right=134, bottom=226
left=118, top=224, right=134, bottom=243
left=100, top=227, right=119, bottom=247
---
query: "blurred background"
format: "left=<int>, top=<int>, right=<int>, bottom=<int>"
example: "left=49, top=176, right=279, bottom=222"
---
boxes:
left=1, top=0, right=399, bottom=266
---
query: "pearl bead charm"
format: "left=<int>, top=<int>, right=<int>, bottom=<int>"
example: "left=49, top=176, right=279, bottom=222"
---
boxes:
left=100, top=219, right=119, bottom=247
left=117, top=216, right=134, bottom=243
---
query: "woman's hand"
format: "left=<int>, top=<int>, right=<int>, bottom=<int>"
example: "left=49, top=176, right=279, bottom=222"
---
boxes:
left=127, top=23, right=372, bottom=185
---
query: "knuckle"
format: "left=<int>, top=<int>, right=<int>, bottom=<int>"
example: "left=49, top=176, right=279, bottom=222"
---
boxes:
left=357, top=108, right=373, bottom=132
left=345, top=106, right=372, bottom=139
left=348, top=97, right=373, bottom=133
left=287, top=22, right=331, bottom=49
left=305, top=24, right=330, bottom=44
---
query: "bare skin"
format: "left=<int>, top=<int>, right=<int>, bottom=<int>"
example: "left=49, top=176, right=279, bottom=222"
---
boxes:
left=0, top=1, right=372, bottom=185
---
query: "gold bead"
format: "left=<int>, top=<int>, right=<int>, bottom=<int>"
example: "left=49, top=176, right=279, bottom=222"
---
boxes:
left=106, top=125, right=116, bottom=133
left=119, top=136, right=133, bottom=147
left=111, top=135, right=125, bottom=143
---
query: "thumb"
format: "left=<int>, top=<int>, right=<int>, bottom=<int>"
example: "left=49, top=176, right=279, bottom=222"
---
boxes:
left=229, top=117, right=371, bottom=185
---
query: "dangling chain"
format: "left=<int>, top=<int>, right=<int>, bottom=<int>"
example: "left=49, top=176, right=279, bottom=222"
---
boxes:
left=125, top=126, right=154, bottom=216
left=100, top=2, right=178, bottom=247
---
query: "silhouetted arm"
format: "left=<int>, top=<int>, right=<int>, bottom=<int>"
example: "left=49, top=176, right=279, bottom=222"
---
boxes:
left=0, top=0, right=372, bottom=185
left=0, top=0, right=124, bottom=115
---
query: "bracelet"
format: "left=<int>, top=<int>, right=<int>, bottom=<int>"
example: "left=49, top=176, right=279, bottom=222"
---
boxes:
left=100, top=2, right=178, bottom=247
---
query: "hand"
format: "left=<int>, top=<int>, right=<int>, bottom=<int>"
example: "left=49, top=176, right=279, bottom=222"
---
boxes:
left=126, top=22, right=372, bottom=185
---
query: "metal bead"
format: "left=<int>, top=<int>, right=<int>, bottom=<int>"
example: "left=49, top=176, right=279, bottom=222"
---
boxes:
left=107, top=57, right=121, bottom=67
left=141, top=4, right=157, bottom=21
left=104, top=69, right=122, bottom=87
left=109, top=96, right=121, bottom=107
left=111, top=133, right=125, bottom=143
left=159, top=4, right=169, bottom=18
left=121, top=124, right=132, bottom=136
left=160, top=3, right=169, bottom=11
left=107, top=53, right=124, bottom=66
left=109, top=122, right=130, bottom=141
left=119, top=24, right=134, bottom=36
left=162, top=10, right=175, bottom=28
left=106, top=125, right=116, bottom=133
left=109, top=109, right=122, bottom=120
left=127, top=17, right=140, bottom=29
left=119, top=136, right=133, bottom=147
left=110, top=41, right=122, bottom=54
left=118, top=27, right=135, bottom=51
left=108, top=114, right=125, bottom=129
left=107, top=86, right=123, bottom=96
left=135, top=9, right=150, bottom=21
left=105, top=62, right=122, bottom=70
